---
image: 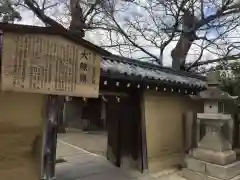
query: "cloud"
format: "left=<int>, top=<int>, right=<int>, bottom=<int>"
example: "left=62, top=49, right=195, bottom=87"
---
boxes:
left=16, top=6, right=43, bottom=26
left=14, top=0, right=240, bottom=68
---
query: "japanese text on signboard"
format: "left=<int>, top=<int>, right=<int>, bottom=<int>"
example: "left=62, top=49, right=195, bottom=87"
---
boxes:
left=1, top=33, right=100, bottom=97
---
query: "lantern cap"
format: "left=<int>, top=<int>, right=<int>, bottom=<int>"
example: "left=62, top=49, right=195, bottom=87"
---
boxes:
left=206, top=71, right=221, bottom=86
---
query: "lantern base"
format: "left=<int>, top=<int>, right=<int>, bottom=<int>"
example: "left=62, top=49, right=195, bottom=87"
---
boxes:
left=183, top=167, right=240, bottom=180
left=192, top=148, right=236, bottom=165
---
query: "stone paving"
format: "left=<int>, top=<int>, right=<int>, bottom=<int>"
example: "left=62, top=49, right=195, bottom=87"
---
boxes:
left=56, top=131, right=186, bottom=180
left=57, top=129, right=107, bottom=156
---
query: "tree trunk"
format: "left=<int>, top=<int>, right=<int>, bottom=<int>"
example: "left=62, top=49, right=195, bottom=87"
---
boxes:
left=171, top=10, right=197, bottom=70
left=69, top=0, right=85, bottom=38
left=171, top=35, right=194, bottom=70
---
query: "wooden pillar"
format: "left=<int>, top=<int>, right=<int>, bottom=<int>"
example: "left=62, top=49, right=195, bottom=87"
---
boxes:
left=41, top=95, right=64, bottom=179
left=140, top=91, right=148, bottom=172
left=183, top=111, right=197, bottom=153
left=57, top=96, right=65, bottom=133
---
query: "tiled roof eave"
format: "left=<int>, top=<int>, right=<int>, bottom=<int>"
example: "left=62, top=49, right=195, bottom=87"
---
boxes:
left=100, top=57, right=207, bottom=90
left=102, top=55, right=206, bottom=81
left=100, top=70, right=206, bottom=90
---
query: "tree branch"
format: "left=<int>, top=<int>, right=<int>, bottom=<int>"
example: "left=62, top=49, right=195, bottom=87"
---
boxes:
left=190, top=55, right=240, bottom=67
left=24, top=0, right=64, bottom=28
left=195, top=4, right=240, bottom=30
left=110, top=15, right=160, bottom=61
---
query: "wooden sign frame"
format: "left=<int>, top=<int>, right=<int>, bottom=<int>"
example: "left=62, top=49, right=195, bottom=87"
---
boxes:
left=1, top=33, right=100, bottom=98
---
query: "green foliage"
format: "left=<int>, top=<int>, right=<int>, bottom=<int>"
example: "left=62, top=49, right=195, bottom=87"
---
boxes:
left=215, top=61, right=240, bottom=97
left=209, top=61, right=240, bottom=111
left=0, top=0, right=21, bottom=23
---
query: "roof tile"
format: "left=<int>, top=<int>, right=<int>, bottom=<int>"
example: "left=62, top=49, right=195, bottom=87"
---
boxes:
left=101, top=57, right=207, bottom=89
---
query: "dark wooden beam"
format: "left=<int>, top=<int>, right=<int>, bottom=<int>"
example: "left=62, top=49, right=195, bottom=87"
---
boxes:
left=139, top=90, right=148, bottom=171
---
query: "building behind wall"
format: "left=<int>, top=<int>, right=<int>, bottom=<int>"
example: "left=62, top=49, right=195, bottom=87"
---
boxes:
left=64, top=97, right=107, bottom=131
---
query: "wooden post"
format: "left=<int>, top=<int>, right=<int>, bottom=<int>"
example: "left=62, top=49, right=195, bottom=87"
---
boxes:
left=140, top=91, right=148, bottom=172
left=183, top=111, right=197, bottom=153
left=41, top=95, right=64, bottom=179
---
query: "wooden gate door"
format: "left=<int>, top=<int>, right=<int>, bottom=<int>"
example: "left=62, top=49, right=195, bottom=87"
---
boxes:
left=106, top=93, right=145, bottom=172
left=106, top=96, right=121, bottom=166
left=119, top=93, right=144, bottom=172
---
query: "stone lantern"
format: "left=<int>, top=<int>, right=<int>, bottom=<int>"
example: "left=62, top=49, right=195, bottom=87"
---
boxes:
left=183, top=71, right=240, bottom=180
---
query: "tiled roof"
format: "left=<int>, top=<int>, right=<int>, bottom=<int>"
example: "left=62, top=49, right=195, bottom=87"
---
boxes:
left=101, top=56, right=207, bottom=89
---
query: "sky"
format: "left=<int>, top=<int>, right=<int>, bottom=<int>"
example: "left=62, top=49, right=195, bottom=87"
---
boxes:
left=204, top=5, right=219, bottom=40
left=13, top=0, right=240, bottom=68
left=13, top=1, right=178, bottom=67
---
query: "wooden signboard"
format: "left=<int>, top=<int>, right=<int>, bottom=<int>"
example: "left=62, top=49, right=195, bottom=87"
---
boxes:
left=1, top=33, right=100, bottom=98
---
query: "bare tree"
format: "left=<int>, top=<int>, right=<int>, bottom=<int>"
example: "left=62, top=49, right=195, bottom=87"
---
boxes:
left=6, top=0, right=240, bottom=71
left=93, top=0, right=240, bottom=70
left=12, top=0, right=109, bottom=36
